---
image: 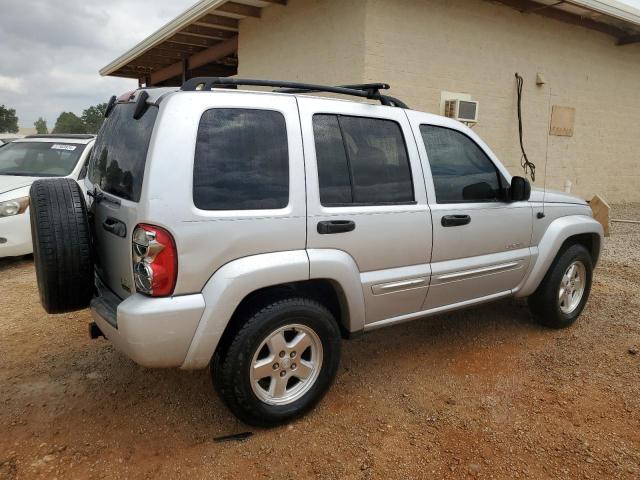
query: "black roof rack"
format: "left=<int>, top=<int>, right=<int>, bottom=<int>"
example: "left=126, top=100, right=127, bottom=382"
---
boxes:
left=24, top=134, right=96, bottom=139
left=180, top=77, right=409, bottom=109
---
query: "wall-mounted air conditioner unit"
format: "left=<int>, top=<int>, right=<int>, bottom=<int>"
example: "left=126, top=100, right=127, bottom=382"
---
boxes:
left=444, top=99, right=479, bottom=124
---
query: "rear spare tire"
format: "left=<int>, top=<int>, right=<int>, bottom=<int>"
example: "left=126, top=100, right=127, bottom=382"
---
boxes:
left=29, top=178, right=94, bottom=314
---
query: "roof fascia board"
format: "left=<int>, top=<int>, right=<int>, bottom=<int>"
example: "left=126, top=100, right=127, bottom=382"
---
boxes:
left=563, top=0, right=640, bottom=26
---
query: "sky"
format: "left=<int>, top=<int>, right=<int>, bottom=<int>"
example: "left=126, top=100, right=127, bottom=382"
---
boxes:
left=1, top=0, right=640, bottom=129
left=0, top=0, right=194, bottom=128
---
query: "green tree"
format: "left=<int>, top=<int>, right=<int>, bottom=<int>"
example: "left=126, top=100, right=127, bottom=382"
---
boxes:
left=52, top=112, right=87, bottom=134
left=34, top=117, right=48, bottom=134
left=0, top=105, right=19, bottom=133
left=81, top=103, right=107, bottom=134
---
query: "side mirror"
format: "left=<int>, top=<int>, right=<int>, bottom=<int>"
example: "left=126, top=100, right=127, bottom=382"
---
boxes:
left=508, top=176, right=531, bottom=202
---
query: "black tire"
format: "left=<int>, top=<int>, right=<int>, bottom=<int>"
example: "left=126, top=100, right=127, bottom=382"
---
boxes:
left=29, top=178, right=94, bottom=314
left=212, top=297, right=341, bottom=427
left=528, top=244, right=593, bottom=329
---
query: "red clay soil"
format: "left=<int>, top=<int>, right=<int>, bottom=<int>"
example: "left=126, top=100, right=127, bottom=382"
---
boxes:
left=1, top=208, right=639, bottom=479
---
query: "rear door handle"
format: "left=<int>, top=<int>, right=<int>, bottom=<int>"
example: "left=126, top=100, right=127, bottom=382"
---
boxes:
left=441, top=215, right=471, bottom=227
left=102, top=217, right=127, bottom=238
left=317, top=220, right=356, bottom=234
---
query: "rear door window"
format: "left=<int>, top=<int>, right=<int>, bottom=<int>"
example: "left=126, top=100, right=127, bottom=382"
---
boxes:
left=313, top=114, right=414, bottom=206
left=88, top=103, right=158, bottom=202
left=193, top=108, right=289, bottom=210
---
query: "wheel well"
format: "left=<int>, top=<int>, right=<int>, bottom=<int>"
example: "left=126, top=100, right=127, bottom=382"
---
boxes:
left=561, top=233, right=601, bottom=265
left=213, top=279, right=351, bottom=361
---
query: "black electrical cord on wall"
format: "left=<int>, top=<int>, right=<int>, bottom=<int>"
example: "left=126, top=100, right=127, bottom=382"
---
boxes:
left=515, top=73, right=536, bottom=182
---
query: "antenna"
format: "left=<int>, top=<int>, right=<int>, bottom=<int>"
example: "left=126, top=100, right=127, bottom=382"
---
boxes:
left=541, top=85, right=553, bottom=219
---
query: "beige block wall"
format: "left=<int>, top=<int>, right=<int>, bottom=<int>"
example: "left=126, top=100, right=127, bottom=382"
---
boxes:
left=238, top=0, right=367, bottom=85
left=238, top=0, right=640, bottom=202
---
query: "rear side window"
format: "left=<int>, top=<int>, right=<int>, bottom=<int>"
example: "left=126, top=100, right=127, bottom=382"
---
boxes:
left=88, top=103, right=158, bottom=202
left=193, top=109, right=289, bottom=210
left=313, top=114, right=414, bottom=206
left=420, top=125, right=504, bottom=203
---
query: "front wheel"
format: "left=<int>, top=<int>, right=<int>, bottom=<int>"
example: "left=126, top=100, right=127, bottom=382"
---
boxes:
left=528, top=244, right=593, bottom=329
left=212, top=298, right=341, bottom=427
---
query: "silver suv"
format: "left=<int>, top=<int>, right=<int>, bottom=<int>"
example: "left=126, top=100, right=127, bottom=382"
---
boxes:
left=29, top=79, right=603, bottom=426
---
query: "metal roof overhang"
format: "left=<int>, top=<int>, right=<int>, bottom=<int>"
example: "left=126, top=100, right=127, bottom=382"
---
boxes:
left=100, top=0, right=639, bottom=86
left=99, top=0, right=287, bottom=85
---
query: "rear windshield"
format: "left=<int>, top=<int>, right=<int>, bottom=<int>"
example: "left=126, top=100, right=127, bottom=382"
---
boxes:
left=88, top=102, right=158, bottom=202
left=0, top=142, right=86, bottom=177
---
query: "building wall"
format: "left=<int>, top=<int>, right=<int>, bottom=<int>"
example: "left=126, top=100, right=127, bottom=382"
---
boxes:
left=238, top=0, right=640, bottom=202
left=238, top=0, right=367, bottom=85
left=364, top=0, right=640, bottom=202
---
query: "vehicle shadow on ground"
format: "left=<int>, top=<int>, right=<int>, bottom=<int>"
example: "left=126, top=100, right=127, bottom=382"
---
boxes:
left=0, top=255, right=32, bottom=273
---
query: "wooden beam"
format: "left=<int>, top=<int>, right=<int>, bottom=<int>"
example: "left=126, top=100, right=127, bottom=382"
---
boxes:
left=149, top=36, right=238, bottom=85
left=260, top=0, right=287, bottom=5
left=127, top=59, right=173, bottom=69
left=158, top=43, right=206, bottom=55
left=136, top=53, right=181, bottom=64
left=169, top=33, right=219, bottom=48
left=216, top=2, right=261, bottom=18
left=140, top=51, right=186, bottom=63
left=188, top=36, right=238, bottom=70
left=179, top=25, right=236, bottom=40
left=617, top=34, right=640, bottom=45
left=194, top=14, right=239, bottom=31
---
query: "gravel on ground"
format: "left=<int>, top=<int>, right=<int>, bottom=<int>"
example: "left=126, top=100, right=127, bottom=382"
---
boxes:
left=1, top=204, right=639, bottom=479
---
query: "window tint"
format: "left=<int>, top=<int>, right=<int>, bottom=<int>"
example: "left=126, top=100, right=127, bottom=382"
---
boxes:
left=313, top=115, right=352, bottom=204
left=313, top=114, right=414, bottom=205
left=88, top=103, right=157, bottom=202
left=194, top=109, right=289, bottom=210
left=420, top=126, right=503, bottom=203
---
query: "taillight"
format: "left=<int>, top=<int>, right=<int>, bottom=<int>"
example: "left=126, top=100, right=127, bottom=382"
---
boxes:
left=132, top=224, right=177, bottom=297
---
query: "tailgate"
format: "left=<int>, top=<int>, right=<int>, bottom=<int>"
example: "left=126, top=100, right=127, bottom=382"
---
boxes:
left=85, top=96, right=158, bottom=299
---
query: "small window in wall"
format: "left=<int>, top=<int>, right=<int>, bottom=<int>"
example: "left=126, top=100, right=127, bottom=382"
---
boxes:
left=313, top=114, right=414, bottom=206
left=194, top=108, right=289, bottom=210
left=420, top=125, right=504, bottom=203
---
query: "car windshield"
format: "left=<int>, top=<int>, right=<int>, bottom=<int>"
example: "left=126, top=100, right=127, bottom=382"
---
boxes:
left=0, top=141, right=86, bottom=177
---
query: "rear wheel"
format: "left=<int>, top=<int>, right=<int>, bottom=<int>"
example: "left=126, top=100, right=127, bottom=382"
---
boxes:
left=212, top=297, right=341, bottom=427
left=29, top=178, right=94, bottom=314
left=528, top=244, right=593, bottom=329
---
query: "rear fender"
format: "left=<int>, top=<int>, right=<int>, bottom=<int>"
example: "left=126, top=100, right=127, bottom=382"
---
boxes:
left=180, top=250, right=309, bottom=369
left=180, top=248, right=366, bottom=370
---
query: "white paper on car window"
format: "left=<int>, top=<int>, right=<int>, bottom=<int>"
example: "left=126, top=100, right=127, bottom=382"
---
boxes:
left=51, top=144, right=77, bottom=151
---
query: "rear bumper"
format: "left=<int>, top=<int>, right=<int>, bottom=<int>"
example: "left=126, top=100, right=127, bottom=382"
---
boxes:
left=90, top=277, right=206, bottom=368
left=0, top=210, right=32, bottom=257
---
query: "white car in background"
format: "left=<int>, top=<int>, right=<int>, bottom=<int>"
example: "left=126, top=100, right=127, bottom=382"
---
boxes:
left=0, top=134, right=95, bottom=257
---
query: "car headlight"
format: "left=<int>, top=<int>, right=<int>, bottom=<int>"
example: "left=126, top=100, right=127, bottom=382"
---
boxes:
left=0, top=197, right=29, bottom=217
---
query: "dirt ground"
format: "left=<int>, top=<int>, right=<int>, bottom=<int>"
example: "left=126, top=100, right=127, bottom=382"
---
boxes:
left=1, top=205, right=639, bottom=480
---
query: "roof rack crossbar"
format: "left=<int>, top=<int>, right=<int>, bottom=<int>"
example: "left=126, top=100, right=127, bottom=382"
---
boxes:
left=274, top=83, right=389, bottom=94
left=180, top=77, right=409, bottom=108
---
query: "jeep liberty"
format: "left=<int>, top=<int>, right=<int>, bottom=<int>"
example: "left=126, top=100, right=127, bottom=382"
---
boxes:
left=29, top=79, right=603, bottom=426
